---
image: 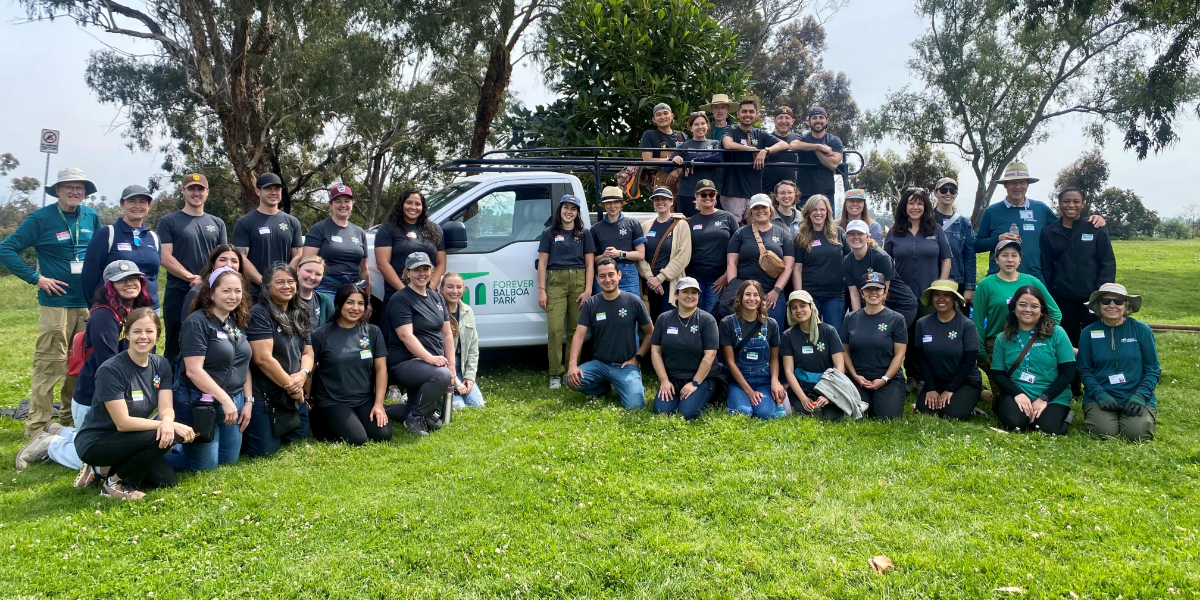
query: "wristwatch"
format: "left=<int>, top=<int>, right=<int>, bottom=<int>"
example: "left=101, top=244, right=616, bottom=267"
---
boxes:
left=301, top=368, right=312, bottom=378
left=692, top=380, right=702, bottom=387
left=880, top=375, right=890, bottom=383
left=620, top=251, right=626, bottom=260
left=245, top=396, right=255, bottom=405
left=633, top=354, right=643, bottom=363
left=773, top=286, right=783, bottom=294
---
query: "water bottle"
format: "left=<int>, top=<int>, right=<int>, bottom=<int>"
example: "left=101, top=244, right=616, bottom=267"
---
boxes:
left=1009, top=223, right=1020, bottom=239
left=199, top=393, right=214, bottom=404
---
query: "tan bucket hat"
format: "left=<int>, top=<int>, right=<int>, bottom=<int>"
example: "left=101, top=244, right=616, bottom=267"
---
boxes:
left=993, top=160, right=1040, bottom=184
left=1087, top=283, right=1142, bottom=313
left=920, top=279, right=966, bottom=307
left=699, top=94, right=737, bottom=111
left=45, top=168, right=97, bottom=197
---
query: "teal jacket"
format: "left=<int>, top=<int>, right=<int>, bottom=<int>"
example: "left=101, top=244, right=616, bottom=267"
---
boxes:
left=973, top=198, right=1057, bottom=282
left=0, top=204, right=102, bottom=307
left=1077, top=317, right=1161, bottom=406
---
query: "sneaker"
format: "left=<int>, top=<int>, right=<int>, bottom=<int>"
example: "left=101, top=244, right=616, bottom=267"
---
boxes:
left=14, top=431, right=53, bottom=471
left=100, top=478, right=145, bottom=501
left=549, top=376, right=562, bottom=390
left=45, top=422, right=65, bottom=436
left=74, top=464, right=96, bottom=489
left=980, top=389, right=994, bottom=406
left=385, top=385, right=403, bottom=402
left=404, top=416, right=429, bottom=437
left=425, top=412, right=444, bottom=432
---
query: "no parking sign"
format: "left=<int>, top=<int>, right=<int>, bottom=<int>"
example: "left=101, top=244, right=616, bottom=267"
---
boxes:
left=40, top=129, right=59, bottom=154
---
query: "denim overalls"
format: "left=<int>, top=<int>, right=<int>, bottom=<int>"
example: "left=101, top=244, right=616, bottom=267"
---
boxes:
left=726, top=318, right=780, bottom=419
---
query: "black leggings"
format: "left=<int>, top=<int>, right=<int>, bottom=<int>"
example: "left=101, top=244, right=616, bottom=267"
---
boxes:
left=311, top=402, right=393, bottom=446
left=858, top=376, right=907, bottom=420
left=79, top=430, right=177, bottom=490
left=996, top=396, right=1070, bottom=435
left=390, top=359, right=453, bottom=418
left=916, top=383, right=982, bottom=421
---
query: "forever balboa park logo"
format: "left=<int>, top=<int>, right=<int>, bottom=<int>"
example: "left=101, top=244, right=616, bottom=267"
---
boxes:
left=458, top=272, right=535, bottom=306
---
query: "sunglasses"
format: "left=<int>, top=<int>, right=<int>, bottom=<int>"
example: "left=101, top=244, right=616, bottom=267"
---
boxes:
left=937, top=187, right=958, bottom=194
left=1098, top=297, right=1126, bottom=306
left=132, top=228, right=142, bottom=247
left=697, top=192, right=717, bottom=198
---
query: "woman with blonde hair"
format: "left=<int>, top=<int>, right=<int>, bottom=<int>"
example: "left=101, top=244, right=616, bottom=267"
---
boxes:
left=296, top=255, right=335, bottom=327
left=792, top=194, right=849, bottom=331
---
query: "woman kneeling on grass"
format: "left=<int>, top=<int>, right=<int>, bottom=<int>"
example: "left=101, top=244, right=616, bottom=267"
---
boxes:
left=441, top=273, right=485, bottom=409
left=720, top=280, right=787, bottom=419
left=990, top=286, right=1075, bottom=435
left=650, top=277, right=719, bottom=420
left=73, top=308, right=194, bottom=500
left=308, top=284, right=392, bottom=445
left=840, top=272, right=908, bottom=419
left=1078, top=284, right=1161, bottom=441
left=914, top=280, right=983, bottom=421
left=245, top=264, right=314, bottom=456
left=781, top=290, right=845, bottom=420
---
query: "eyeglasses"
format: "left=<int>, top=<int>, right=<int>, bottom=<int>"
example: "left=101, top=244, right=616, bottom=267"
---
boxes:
left=1016, top=302, right=1042, bottom=311
left=58, top=185, right=86, bottom=192
left=937, top=187, right=958, bottom=194
left=1098, top=297, right=1126, bottom=306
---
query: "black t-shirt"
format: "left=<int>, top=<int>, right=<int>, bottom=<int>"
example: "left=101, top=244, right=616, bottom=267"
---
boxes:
left=795, top=227, right=849, bottom=298
left=640, top=129, right=686, bottom=156
left=650, top=309, right=718, bottom=380
left=780, top=322, right=845, bottom=383
left=687, top=210, right=739, bottom=280
left=794, top=132, right=843, bottom=195
left=670, top=139, right=723, bottom=197
left=178, top=310, right=251, bottom=396
left=376, top=221, right=445, bottom=294
left=590, top=216, right=645, bottom=261
left=384, top=287, right=449, bottom=364
left=718, top=315, right=781, bottom=348
left=157, top=211, right=227, bottom=290
left=232, top=210, right=303, bottom=297
left=727, top=224, right=796, bottom=288
left=646, top=219, right=675, bottom=273
left=578, top=291, right=651, bottom=363
left=304, top=218, right=367, bottom=281
left=247, top=303, right=310, bottom=398
left=74, top=352, right=173, bottom=456
left=839, top=307, right=907, bottom=380
left=721, top=127, right=783, bottom=198
left=311, top=322, right=387, bottom=408
left=762, top=131, right=802, bottom=193
left=915, top=312, right=981, bottom=385
left=841, top=248, right=920, bottom=321
left=538, top=227, right=596, bottom=271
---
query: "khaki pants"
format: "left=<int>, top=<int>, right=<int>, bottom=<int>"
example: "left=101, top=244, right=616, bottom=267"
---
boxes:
left=546, top=269, right=586, bottom=376
left=28, top=306, right=89, bottom=437
left=1083, top=402, right=1156, bottom=441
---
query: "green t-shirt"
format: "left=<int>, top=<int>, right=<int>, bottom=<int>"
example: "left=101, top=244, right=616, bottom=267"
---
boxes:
left=990, top=325, right=1075, bottom=406
left=972, top=272, right=1062, bottom=353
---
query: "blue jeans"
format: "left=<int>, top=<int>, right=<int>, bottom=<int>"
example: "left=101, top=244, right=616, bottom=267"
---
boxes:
left=46, top=401, right=91, bottom=470
left=453, top=365, right=485, bottom=409
left=317, top=273, right=358, bottom=297
left=653, top=377, right=714, bottom=420
left=569, top=360, right=645, bottom=410
left=593, top=262, right=641, bottom=296
left=697, top=279, right=721, bottom=313
left=727, top=378, right=779, bottom=419
left=812, top=295, right=845, bottom=333
left=766, top=293, right=786, bottom=330
left=244, top=397, right=310, bottom=457
left=169, top=389, right=246, bottom=471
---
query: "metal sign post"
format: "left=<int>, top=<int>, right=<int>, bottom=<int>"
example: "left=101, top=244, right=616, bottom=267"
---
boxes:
left=39, top=129, right=59, bottom=207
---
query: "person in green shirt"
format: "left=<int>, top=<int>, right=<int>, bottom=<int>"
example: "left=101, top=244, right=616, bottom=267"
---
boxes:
left=1078, top=284, right=1161, bottom=441
left=990, top=285, right=1076, bottom=435
left=972, top=239, right=1060, bottom=405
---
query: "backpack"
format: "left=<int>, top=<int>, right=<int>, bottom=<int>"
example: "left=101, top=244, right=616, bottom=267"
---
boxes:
left=105, top=225, right=159, bottom=252
left=67, top=309, right=120, bottom=377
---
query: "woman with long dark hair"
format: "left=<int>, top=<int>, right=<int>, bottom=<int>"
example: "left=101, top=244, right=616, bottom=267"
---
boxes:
left=990, top=285, right=1075, bottom=435
left=375, top=190, right=445, bottom=303
left=245, top=264, right=314, bottom=456
left=182, top=244, right=246, bottom=323
left=885, top=188, right=951, bottom=305
left=537, top=195, right=595, bottom=389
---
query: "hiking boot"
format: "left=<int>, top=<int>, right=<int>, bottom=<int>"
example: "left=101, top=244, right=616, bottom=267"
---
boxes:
left=14, top=431, right=53, bottom=471
left=44, top=422, right=65, bottom=436
left=549, top=376, right=562, bottom=390
left=74, top=464, right=96, bottom=489
left=100, top=478, right=145, bottom=501
left=404, top=416, right=429, bottom=437
left=425, top=412, right=444, bottom=432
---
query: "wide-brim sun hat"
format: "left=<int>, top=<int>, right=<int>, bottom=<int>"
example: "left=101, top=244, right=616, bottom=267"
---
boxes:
left=1087, top=282, right=1142, bottom=314
left=699, top=94, right=736, bottom=111
left=920, top=279, right=966, bottom=307
left=45, top=168, right=97, bottom=198
left=993, top=160, right=1040, bottom=184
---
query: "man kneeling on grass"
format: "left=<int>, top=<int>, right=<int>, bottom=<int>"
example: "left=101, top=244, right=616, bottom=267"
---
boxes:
left=567, top=257, right=654, bottom=409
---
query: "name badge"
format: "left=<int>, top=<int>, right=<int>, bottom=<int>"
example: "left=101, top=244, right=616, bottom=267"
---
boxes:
left=926, top=236, right=937, bottom=240
left=258, top=226, right=271, bottom=235
left=55, top=231, right=71, bottom=242
left=812, top=239, right=821, bottom=247
left=1090, top=330, right=1105, bottom=339
left=596, top=312, right=607, bottom=321
left=360, top=350, right=373, bottom=360
left=70, top=260, right=84, bottom=274
left=554, top=235, right=565, bottom=242
left=216, top=331, right=228, bottom=340
left=1020, top=210, right=1034, bottom=221
left=922, top=334, right=933, bottom=343
left=1108, top=373, right=1126, bottom=385
left=406, top=231, right=417, bottom=239
left=116, top=242, right=132, bottom=251
left=331, top=235, right=343, bottom=243
left=666, top=327, right=679, bottom=335
left=647, top=230, right=657, bottom=237
left=1081, top=233, right=1094, bottom=241
left=801, top=346, right=814, bottom=354
left=1023, top=223, right=1035, bottom=231
left=742, top=138, right=751, bottom=145
left=1019, top=371, right=1036, bottom=384
left=131, top=390, right=145, bottom=402
left=693, top=224, right=703, bottom=230
left=746, top=351, right=759, bottom=361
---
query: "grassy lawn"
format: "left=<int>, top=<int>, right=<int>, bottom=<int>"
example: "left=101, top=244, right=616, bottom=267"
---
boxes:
left=0, top=241, right=1197, bottom=599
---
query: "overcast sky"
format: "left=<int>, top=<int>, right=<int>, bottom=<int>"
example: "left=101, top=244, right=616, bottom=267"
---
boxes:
left=1, top=1, right=1196, bottom=216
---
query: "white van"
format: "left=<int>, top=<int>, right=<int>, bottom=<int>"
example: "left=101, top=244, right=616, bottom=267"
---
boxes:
left=364, top=171, right=652, bottom=349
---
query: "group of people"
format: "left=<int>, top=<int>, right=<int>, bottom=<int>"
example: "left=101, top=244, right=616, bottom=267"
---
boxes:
left=8, top=170, right=482, bottom=500
left=2, top=98, right=1163, bottom=500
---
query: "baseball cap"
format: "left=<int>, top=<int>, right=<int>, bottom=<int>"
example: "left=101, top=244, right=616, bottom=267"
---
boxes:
left=650, top=187, right=674, bottom=200
left=846, top=220, right=870, bottom=235
left=935, top=177, right=958, bottom=190
left=845, top=189, right=867, bottom=200
left=675, top=277, right=701, bottom=292
left=329, top=183, right=353, bottom=200
left=786, top=289, right=814, bottom=305
left=405, top=252, right=434, bottom=270
left=774, top=106, right=794, bottom=117
left=652, top=103, right=672, bottom=115
left=748, top=194, right=773, bottom=210
left=995, top=239, right=1022, bottom=254
left=183, top=173, right=209, bottom=188
left=102, top=260, right=142, bottom=283
left=695, top=179, right=718, bottom=194
left=600, top=186, right=625, bottom=203
left=119, top=185, right=152, bottom=202
left=860, top=271, right=886, bottom=290
left=256, top=173, right=283, bottom=188
left=559, top=194, right=583, bottom=208
left=808, top=106, right=828, bottom=117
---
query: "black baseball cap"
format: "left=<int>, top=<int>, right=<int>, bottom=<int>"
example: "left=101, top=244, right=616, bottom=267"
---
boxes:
left=860, top=271, right=886, bottom=290
left=256, top=173, right=283, bottom=188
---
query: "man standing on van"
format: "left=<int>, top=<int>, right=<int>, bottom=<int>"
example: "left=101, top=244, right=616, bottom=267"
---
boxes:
left=159, top=173, right=228, bottom=366
left=232, top=173, right=303, bottom=299
left=567, top=257, right=654, bottom=410
left=0, top=168, right=103, bottom=436
left=792, top=107, right=843, bottom=204
left=721, top=99, right=788, bottom=223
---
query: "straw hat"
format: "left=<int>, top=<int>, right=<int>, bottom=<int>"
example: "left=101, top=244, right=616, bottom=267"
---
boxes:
left=993, top=161, right=1040, bottom=184
left=699, top=94, right=737, bottom=111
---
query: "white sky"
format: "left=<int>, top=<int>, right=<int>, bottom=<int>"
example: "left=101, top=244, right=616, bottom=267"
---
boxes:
left=1, top=1, right=1196, bottom=216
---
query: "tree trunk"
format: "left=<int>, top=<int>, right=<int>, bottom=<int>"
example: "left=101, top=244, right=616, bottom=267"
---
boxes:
left=468, top=41, right=514, bottom=158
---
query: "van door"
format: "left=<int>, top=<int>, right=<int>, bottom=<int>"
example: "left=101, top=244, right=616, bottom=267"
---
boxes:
left=441, top=184, right=552, bottom=348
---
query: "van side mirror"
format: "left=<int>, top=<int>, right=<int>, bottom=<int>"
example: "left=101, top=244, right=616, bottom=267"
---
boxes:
left=442, top=220, right=468, bottom=250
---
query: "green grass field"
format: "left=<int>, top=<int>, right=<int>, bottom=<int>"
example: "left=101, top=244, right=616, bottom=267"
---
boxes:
left=0, top=241, right=1198, bottom=599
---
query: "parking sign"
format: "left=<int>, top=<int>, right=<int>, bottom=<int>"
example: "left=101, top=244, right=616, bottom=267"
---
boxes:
left=40, top=129, right=59, bottom=154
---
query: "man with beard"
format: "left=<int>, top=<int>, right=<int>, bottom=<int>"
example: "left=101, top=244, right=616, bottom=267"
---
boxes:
left=761, top=106, right=803, bottom=194
left=720, top=99, right=788, bottom=223
left=793, top=107, right=844, bottom=204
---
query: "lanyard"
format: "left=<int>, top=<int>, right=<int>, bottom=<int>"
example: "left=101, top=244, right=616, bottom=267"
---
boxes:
left=58, top=206, right=81, bottom=257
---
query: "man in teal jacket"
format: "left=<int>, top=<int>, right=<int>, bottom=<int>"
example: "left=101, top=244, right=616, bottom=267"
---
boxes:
left=0, top=168, right=102, bottom=437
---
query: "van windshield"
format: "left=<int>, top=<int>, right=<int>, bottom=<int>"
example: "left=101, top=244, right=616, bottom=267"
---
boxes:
left=426, top=181, right=480, bottom=217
